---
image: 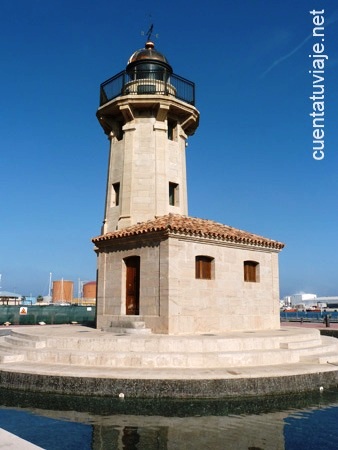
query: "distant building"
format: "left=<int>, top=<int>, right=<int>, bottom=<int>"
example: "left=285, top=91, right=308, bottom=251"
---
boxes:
left=82, top=281, right=96, bottom=305
left=52, top=280, right=73, bottom=303
left=0, top=291, right=22, bottom=305
left=316, top=296, right=338, bottom=308
left=21, top=296, right=37, bottom=305
left=283, top=294, right=338, bottom=309
left=284, top=293, right=317, bottom=307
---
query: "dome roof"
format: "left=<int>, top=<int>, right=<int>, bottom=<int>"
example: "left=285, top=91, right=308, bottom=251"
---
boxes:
left=127, top=42, right=172, bottom=71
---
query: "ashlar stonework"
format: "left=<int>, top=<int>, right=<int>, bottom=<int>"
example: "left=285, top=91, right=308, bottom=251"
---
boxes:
left=94, top=41, right=284, bottom=335
left=93, top=214, right=283, bottom=334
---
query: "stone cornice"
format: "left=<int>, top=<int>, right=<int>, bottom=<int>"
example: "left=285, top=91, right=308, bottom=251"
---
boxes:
left=97, top=95, right=200, bottom=136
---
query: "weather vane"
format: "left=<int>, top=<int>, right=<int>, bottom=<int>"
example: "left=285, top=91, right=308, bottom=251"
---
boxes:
left=141, top=19, right=159, bottom=42
left=146, top=24, right=154, bottom=41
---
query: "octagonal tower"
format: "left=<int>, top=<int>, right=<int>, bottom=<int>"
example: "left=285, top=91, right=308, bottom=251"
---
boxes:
left=97, top=41, right=199, bottom=233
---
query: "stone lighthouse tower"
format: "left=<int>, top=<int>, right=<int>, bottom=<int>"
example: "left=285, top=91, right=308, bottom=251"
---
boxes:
left=97, top=41, right=199, bottom=233
left=93, top=40, right=283, bottom=335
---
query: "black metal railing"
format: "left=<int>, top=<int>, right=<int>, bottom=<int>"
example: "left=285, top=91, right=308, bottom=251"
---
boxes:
left=99, top=70, right=195, bottom=106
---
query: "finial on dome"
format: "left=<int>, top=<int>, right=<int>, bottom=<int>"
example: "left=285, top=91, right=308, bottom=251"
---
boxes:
left=145, top=41, right=155, bottom=49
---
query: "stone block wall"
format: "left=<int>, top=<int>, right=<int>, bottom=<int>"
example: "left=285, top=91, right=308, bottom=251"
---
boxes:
left=95, top=234, right=280, bottom=334
left=166, top=237, right=280, bottom=334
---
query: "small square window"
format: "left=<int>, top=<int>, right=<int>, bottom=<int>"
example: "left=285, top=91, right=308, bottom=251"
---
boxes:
left=167, top=119, right=177, bottom=140
left=244, top=261, right=259, bottom=282
left=169, top=182, right=179, bottom=206
left=195, top=256, right=214, bottom=280
left=112, top=182, right=120, bottom=207
left=116, top=122, right=124, bottom=141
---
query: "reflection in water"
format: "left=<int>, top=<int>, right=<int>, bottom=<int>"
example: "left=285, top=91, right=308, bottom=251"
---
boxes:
left=122, top=427, right=139, bottom=449
left=0, top=389, right=338, bottom=449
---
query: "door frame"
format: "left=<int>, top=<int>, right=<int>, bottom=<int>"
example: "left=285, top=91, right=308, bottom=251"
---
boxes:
left=124, top=256, right=140, bottom=315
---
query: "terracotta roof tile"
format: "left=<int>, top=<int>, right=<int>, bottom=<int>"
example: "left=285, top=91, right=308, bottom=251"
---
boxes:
left=92, top=214, right=284, bottom=250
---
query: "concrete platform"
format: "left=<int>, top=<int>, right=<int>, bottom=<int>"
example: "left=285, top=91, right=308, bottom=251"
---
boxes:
left=0, top=325, right=338, bottom=398
left=0, top=428, right=43, bottom=449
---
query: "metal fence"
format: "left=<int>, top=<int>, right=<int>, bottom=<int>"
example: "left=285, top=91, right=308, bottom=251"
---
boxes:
left=99, top=70, right=195, bottom=106
left=0, top=305, right=96, bottom=326
left=280, top=311, right=338, bottom=323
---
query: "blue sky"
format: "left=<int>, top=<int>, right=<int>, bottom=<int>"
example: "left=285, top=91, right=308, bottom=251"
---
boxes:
left=1, top=0, right=337, bottom=298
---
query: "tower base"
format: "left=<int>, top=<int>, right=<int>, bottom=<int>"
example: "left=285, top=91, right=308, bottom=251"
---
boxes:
left=1, top=325, right=338, bottom=398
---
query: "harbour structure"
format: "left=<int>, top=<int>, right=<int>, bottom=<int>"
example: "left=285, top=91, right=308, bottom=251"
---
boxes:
left=83, top=281, right=96, bottom=300
left=282, top=294, right=338, bottom=310
left=316, top=296, right=338, bottom=308
left=93, top=39, right=284, bottom=334
left=1, top=37, right=338, bottom=400
left=0, top=291, right=22, bottom=306
left=52, top=279, right=73, bottom=303
left=81, top=281, right=97, bottom=305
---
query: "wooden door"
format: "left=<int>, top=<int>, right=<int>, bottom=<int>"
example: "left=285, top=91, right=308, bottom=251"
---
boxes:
left=125, top=256, right=140, bottom=315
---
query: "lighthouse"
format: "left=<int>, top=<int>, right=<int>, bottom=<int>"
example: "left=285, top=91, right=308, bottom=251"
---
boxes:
left=97, top=41, right=199, bottom=233
left=93, top=40, right=283, bottom=335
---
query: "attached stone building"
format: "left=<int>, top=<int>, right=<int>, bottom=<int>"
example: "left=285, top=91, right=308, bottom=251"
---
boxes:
left=93, top=41, right=284, bottom=334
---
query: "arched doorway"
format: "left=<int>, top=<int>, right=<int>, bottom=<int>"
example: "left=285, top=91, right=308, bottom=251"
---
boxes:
left=124, top=256, right=140, bottom=315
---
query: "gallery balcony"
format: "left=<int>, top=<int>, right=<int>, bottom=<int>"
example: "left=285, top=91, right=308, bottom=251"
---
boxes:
left=99, top=70, right=195, bottom=107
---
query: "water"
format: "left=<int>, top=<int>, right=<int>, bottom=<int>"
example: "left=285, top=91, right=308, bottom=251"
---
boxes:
left=1, top=388, right=338, bottom=449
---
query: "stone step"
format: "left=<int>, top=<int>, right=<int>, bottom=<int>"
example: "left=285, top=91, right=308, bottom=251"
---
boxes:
left=42, top=335, right=324, bottom=354
left=0, top=346, right=25, bottom=363
left=21, top=345, right=303, bottom=368
left=104, top=319, right=153, bottom=335
left=7, top=330, right=47, bottom=342
left=280, top=338, right=322, bottom=349
left=104, top=326, right=152, bottom=335
left=1, top=328, right=337, bottom=370
left=4, top=336, right=46, bottom=349
left=294, top=336, right=338, bottom=355
left=44, top=336, right=267, bottom=352
left=300, top=352, right=338, bottom=365
left=0, top=343, right=25, bottom=353
left=122, top=321, right=147, bottom=329
left=296, top=342, right=338, bottom=359
left=108, top=318, right=148, bottom=328
left=0, top=352, right=25, bottom=363
left=16, top=333, right=337, bottom=369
